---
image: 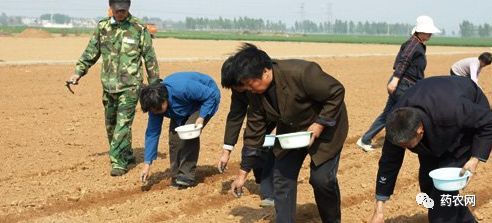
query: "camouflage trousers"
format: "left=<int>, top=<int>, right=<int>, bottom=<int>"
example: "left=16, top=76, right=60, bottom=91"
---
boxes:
left=102, top=88, right=139, bottom=170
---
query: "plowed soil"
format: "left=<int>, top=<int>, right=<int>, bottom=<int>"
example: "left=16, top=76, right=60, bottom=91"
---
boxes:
left=0, top=37, right=491, bottom=223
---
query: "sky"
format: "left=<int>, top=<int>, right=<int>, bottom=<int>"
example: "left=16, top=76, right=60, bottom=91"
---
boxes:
left=1, top=0, right=491, bottom=34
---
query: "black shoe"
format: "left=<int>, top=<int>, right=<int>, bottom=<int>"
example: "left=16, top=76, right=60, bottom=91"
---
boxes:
left=175, top=177, right=196, bottom=188
left=110, top=168, right=127, bottom=176
left=127, top=156, right=136, bottom=165
left=169, top=179, right=181, bottom=189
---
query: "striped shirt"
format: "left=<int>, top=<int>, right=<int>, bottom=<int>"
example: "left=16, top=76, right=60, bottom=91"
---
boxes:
left=392, top=35, right=427, bottom=82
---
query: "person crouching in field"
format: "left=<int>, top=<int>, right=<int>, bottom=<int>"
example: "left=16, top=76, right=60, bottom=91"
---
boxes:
left=219, top=56, right=276, bottom=207
left=450, top=52, right=492, bottom=86
left=139, top=72, right=220, bottom=188
left=370, top=76, right=492, bottom=223
left=229, top=43, right=348, bottom=223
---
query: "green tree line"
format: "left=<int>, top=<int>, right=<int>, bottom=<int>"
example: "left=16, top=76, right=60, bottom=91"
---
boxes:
left=183, top=17, right=418, bottom=36
left=2, top=12, right=492, bottom=37
left=459, top=20, right=491, bottom=37
left=184, top=17, right=287, bottom=32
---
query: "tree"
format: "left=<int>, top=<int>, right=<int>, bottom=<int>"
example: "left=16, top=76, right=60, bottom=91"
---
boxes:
left=478, top=24, right=490, bottom=37
left=459, top=20, right=475, bottom=37
left=0, top=12, right=7, bottom=25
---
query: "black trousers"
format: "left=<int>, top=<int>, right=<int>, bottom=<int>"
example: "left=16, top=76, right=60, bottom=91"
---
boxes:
left=273, top=148, right=341, bottom=223
left=168, top=111, right=208, bottom=183
left=252, top=148, right=275, bottom=200
left=252, top=122, right=277, bottom=199
left=418, top=151, right=477, bottom=223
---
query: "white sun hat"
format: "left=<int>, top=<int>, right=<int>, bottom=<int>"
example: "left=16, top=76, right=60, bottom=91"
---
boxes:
left=411, top=15, right=441, bottom=34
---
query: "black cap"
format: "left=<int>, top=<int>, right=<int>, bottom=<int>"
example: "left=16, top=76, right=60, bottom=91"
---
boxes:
left=109, top=0, right=131, bottom=10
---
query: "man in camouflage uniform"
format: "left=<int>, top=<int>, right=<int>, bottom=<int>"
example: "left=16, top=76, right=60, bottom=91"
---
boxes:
left=66, top=0, right=160, bottom=176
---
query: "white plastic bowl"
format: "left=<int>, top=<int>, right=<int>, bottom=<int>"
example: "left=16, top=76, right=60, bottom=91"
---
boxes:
left=428, top=167, right=471, bottom=191
left=276, top=131, right=312, bottom=149
left=175, top=124, right=202, bottom=140
left=262, top=134, right=276, bottom=147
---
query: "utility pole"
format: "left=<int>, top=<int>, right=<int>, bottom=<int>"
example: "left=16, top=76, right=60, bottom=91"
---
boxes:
left=326, top=2, right=333, bottom=23
left=300, top=3, right=305, bottom=22
left=298, top=2, right=305, bottom=33
left=326, top=2, right=333, bottom=33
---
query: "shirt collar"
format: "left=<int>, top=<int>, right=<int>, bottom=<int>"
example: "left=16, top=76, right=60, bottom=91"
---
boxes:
left=110, top=14, right=132, bottom=25
left=412, top=34, right=425, bottom=44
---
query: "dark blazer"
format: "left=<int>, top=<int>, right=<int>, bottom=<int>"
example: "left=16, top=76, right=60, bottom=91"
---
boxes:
left=243, top=59, right=349, bottom=166
left=223, top=90, right=249, bottom=146
left=224, top=89, right=277, bottom=146
left=376, top=76, right=492, bottom=198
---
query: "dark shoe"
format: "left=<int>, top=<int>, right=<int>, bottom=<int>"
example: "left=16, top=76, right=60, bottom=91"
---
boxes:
left=175, top=177, right=196, bottom=188
left=169, top=179, right=181, bottom=189
left=110, top=168, right=127, bottom=176
left=127, top=156, right=136, bottom=165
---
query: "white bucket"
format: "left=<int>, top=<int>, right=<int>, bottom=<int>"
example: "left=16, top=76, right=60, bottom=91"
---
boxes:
left=276, top=131, right=312, bottom=149
left=262, top=134, right=276, bottom=147
left=175, top=124, right=202, bottom=140
left=428, top=167, right=471, bottom=191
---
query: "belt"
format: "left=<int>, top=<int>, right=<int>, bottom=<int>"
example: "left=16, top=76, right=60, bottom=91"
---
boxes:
left=402, top=76, right=416, bottom=84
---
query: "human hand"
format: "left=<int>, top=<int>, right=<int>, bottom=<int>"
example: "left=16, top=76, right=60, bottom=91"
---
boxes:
left=217, top=149, right=231, bottom=173
left=230, top=170, right=248, bottom=198
left=67, top=74, right=81, bottom=85
left=307, top=122, right=324, bottom=146
left=195, top=117, right=204, bottom=129
left=370, top=200, right=385, bottom=223
left=460, top=157, right=479, bottom=185
left=387, top=76, right=399, bottom=94
left=141, top=163, right=151, bottom=185
left=65, top=74, right=81, bottom=94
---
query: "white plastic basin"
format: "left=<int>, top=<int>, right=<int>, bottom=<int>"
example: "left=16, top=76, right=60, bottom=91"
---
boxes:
left=276, top=131, right=312, bottom=149
left=428, top=167, right=471, bottom=191
left=175, top=124, right=202, bottom=140
left=262, top=134, right=276, bottom=147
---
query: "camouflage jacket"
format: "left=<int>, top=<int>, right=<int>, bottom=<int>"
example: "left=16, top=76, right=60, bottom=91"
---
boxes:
left=75, top=15, right=160, bottom=93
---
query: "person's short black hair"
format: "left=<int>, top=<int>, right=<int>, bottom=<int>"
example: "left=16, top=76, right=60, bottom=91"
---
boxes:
left=479, top=52, right=492, bottom=65
left=139, top=82, right=168, bottom=113
left=232, top=43, right=272, bottom=83
left=385, top=107, right=422, bottom=145
left=109, top=0, right=131, bottom=6
left=221, top=56, right=239, bottom=88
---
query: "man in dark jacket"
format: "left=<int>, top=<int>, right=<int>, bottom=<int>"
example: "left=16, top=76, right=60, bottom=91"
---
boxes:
left=370, top=76, right=492, bottom=223
left=229, top=43, right=349, bottom=223
left=218, top=56, right=276, bottom=207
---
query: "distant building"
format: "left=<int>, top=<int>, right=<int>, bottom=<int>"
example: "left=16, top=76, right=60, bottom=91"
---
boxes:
left=41, top=20, right=74, bottom=28
left=21, top=17, right=40, bottom=26
left=71, top=18, right=98, bottom=28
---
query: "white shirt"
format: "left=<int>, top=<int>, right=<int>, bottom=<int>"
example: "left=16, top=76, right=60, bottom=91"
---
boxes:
left=451, top=57, right=481, bottom=84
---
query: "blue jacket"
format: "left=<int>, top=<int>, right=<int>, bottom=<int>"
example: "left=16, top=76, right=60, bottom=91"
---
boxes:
left=144, top=72, right=221, bottom=164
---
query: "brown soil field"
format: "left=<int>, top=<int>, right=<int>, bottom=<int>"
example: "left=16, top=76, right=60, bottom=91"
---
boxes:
left=16, top=28, right=53, bottom=38
left=0, top=37, right=491, bottom=223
